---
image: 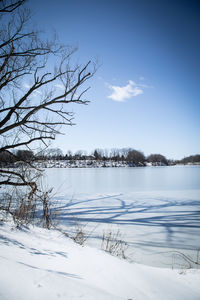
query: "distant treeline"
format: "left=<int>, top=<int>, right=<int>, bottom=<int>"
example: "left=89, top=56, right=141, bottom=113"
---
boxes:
left=179, top=154, right=200, bottom=164
left=0, top=148, right=200, bottom=166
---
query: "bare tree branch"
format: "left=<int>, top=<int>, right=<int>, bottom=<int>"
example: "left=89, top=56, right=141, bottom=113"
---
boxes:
left=0, top=0, right=25, bottom=13
left=0, top=0, right=94, bottom=213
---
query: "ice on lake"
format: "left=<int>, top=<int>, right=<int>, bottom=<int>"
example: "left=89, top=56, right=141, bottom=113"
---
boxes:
left=42, top=166, right=200, bottom=267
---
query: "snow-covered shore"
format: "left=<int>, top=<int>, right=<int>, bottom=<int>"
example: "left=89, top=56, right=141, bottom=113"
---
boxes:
left=33, top=159, right=167, bottom=169
left=34, top=159, right=133, bottom=168
left=0, top=221, right=200, bottom=300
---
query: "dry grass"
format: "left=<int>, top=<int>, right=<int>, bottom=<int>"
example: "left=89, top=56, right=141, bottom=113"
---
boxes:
left=101, top=229, right=129, bottom=259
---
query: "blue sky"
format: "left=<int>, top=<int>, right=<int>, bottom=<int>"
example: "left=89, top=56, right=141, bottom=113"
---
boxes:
left=28, top=0, right=200, bottom=159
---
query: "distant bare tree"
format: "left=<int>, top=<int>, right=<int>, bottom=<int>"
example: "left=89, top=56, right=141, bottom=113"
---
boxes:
left=93, top=149, right=103, bottom=160
left=16, top=150, right=34, bottom=162
left=127, top=149, right=145, bottom=165
left=42, top=148, right=63, bottom=160
left=65, top=150, right=73, bottom=160
left=110, top=148, right=119, bottom=161
left=180, top=154, right=200, bottom=164
left=147, top=154, right=168, bottom=165
left=121, top=148, right=132, bottom=160
left=0, top=0, right=94, bottom=224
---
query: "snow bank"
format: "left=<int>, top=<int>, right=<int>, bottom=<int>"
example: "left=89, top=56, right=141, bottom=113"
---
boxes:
left=0, top=222, right=200, bottom=300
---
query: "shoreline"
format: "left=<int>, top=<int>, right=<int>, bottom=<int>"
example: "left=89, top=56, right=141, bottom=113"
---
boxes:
left=34, top=160, right=199, bottom=169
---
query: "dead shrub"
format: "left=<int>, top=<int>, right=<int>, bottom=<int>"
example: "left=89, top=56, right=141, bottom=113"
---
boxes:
left=101, top=229, right=128, bottom=259
left=170, top=250, right=200, bottom=270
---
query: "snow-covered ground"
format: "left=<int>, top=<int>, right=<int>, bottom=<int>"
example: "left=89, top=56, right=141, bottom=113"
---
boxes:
left=0, top=221, right=200, bottom=300
left=1, top=166, right=199, bottom=299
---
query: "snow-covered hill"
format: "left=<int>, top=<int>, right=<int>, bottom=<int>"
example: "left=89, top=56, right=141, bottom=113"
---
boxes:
left=0, top=222, right=200, bottom=300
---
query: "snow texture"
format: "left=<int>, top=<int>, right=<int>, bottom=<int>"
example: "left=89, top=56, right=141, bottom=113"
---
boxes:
left=0, top=222, right=200, bottom=300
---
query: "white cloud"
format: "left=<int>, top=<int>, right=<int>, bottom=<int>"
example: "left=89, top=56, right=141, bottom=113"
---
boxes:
left=24, top=83, right=31, bottom=89
left=23, top=82, right=42, bottom=95
left=107, top=80, right=143, bottom=102
left=55, top=84, right=65, bottom=90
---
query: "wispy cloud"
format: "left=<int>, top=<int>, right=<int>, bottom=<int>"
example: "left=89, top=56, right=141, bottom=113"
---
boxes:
left=107, top=80, right=143, bottom=102
left=55, top=83, right=65, bottom=91
left=23, top=83, right=42, bottom=95
left=24, top=83, right=31, bottom=89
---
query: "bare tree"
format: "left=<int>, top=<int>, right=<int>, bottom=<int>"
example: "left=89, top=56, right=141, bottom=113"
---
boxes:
left=93, top=149, right=102, bottom=160
left=126, top=149, right=145, bottom=166
left=0, top=0, right=24, bottom=12
left=180, top=154, right=200, bottom=165
left=0, top=0, right=94, bottom=224
left=147, top=154, right=168, bottom=166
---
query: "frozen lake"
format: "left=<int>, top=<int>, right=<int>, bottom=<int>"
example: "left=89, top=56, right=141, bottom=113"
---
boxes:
left=43, top=165, right=200, bottom=267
